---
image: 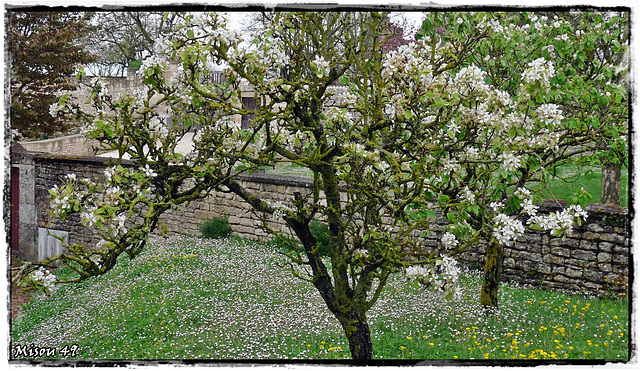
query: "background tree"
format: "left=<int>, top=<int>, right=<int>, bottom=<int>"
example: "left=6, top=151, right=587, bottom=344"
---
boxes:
left=415, top=10, right=628, bottom=308
left=10, top=11, right=97, bottom=139
left=81, top=12, right=179, bottom=76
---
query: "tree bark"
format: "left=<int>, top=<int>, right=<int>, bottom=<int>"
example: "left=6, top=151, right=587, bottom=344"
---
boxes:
left=480, top=239, right=503, bottom=309
left=601, top=161, right=622, bottom=205
left=338, top=311, right=374, bottom=360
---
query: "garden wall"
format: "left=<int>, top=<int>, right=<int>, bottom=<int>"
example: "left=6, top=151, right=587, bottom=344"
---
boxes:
left=19, top=134, right=102, bottom=157
left=22, top=153, right=631, bottom=295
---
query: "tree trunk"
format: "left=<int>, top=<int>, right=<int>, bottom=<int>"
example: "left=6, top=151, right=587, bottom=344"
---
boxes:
left=480, top=239, right=503, bottom=309
left=337, top=311, right=374, bottom=360
left=601, top=161, right=622, bottom=205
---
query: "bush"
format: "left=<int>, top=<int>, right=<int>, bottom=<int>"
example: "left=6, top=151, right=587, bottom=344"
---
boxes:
left=199, top=216, right=232, bottom=239
left=269, top=221, right=331, bottom=257
left=309, top=221, right=331, bottom=257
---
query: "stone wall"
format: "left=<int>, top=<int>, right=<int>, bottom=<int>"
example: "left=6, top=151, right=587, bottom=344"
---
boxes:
left=19, top=134, right=102, bottom=157
left=32, top=154, right=119, bottom=251
left=22, top=154, right=631, bottom=295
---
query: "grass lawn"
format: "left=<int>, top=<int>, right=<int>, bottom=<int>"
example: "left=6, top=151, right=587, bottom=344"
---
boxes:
left=542, top=164, right=629, bottom=207
left=263, top=162, right=630, bottom=207
left=11, top=235, right=629, bottom=362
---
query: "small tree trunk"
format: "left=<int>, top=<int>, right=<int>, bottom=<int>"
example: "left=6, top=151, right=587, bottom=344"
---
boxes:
left=338, top=312, right=374, bottom=360
left=480, top=239, right=503, bottom=309
left=601, top=161, right=622, bottom=205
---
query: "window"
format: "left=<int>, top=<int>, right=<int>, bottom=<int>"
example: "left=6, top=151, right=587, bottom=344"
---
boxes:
left=241, top=97, right=257, bottom=129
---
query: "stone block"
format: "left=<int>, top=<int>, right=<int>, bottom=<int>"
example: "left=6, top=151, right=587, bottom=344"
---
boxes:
left=587, top=224, right=604, bottom=233
left=583, top=282, right=601, bottom=291
left=613, top=245, right=629, bottom=254
left=553, top=275, right=570, bottom=283
left=565, top=230, right=583, bottom=239
left=581, top=231, right=601, bottom=241
left=612, top=254, right=628, bottom=265
left=551, top=247, right=571, bottom=257
left=599, top=234, right=626, bottom=244
left=597, top=252, right=611, bottom=263
left=598, top=263, right=612, bottom=272
left=583, top=270, right=602, bottom=281
left=544, top=254, right=563, bottom=265
left=598, top=241, right=613, bottom=252
left=564, top=258, right=588, bottom=268
left=565, top=268, right=583, bottom=278
left=552, top=266, right=566, bottom=275
left=579, top=240, right=598, bottom=251
left=612, top=265, right=628, bottom=276
left=570, top=250, right=596, bottom=261
left=537, top=264, right=552, bottom=274
left=549, top=238, right=580, bottom=249
left=504, top=257, right=516, bottom=268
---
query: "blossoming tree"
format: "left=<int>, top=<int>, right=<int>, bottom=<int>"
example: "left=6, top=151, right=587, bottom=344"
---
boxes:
left=412, top=11, right=628, bottom=307
left=35, top=10, right=627, bottom=359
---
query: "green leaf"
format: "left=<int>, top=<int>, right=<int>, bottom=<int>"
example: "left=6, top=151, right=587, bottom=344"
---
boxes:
left=446, top=211, right=457, bottom=223
left=103, top=126, right=114, bottom=138
left=598, top=95, right=611, bottom=109
left=419, top=209, right=436, bottom=220
left=404, top=110, right=413, bottom=120
left=187, top=29, right=195, bottom=39
left=338, top=75, right=350, bottom=85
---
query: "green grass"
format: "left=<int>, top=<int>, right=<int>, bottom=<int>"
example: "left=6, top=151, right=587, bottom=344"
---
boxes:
left=262, top=162, right=629, bottom=207
left=12, top=236, right=629, bottom=361
left=543, top=164, right=629, bottom=207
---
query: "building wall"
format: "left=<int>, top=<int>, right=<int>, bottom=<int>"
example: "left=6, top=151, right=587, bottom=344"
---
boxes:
left=25, top=154, right=630, bottom=295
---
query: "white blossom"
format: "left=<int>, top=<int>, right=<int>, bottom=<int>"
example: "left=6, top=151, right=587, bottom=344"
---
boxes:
left=441, top=231, right=459, bottom=250
left=498, top=152, right=522, bottom=172
left=312, top=55, right=330, bottom=77
left=521, top=58, right=555, bottom=89
left=141, top=164, right=158, bottom=178
left=31, top=267, right=57, bottom=293
left=492, top=213, right=525, bottom=246
left=49, top=102, right=62, bottom=117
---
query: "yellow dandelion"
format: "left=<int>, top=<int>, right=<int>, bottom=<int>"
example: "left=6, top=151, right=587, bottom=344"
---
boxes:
left=407, top=336, right=412, bottom=341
